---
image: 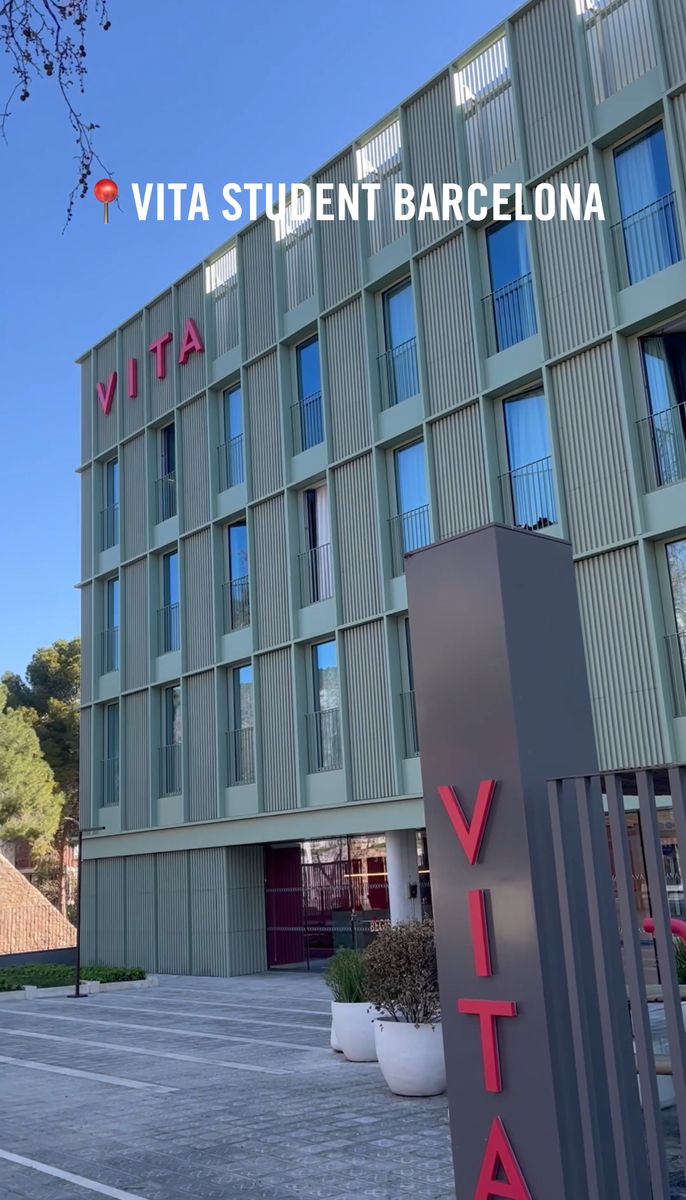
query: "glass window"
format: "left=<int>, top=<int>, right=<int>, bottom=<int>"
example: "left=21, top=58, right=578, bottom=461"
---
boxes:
left=304, top=484, right=330, bottom=551
left=163, top=551, right=179, bottom=608
left=297, top=337, right=321, bottom=401
left=383, top=280, right=416, bottom=350
left=294, top=338, right=323, bottom=451
left=223, top=386, right=242, bottom=442
left=164, top=685, right=181, bottom=744
left=395, top=442, right=428, bottom=516
left=313, top=641, right=339, bottom=712
left=228, top=523, right=248, bottom=581
left=105, top=458, right=119, bottom=508
left=381, top=280, right=419, bottom=406
left=160, top=423, right=176, bottom=476
left=106, top=578, right=119, bottom=630
left=641, top=336, right=686, bottom=487
left=486, top=222, right=536, bottom=352
left=667, top=540, right=686, bottom=636
left=233, top=665, right=253, bottom=728
left=105, top=702, right=119, bottom=759
left=614, top=126, right=680, bottom=284
left=503, top=393, right=556, bottom=529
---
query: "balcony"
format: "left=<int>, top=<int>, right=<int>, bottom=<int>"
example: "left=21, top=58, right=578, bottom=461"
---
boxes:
left=155, top=470, right=177, bottom=523
left=499, top=457, right=557, bottom=531
left=665, top=634, right=686, bottom=719
left=482, top=273, right=537, bottom=355
left=378, top=337, right=419, bottom=409
left=612, top=193, right=681, bottom=288
left=223, top=575, right=250, bottom=633
left=101, top=627, right=119, bottom=674
left=401, top=690, right=420, bottom=758
left=389, top=505, right=431, bottom=577
left=306, top=708, right=342, bottom=773
left=299, top=544, right=333, bottom=607
left=637, top=405, right=686, bottom=491
left=218, top=434, right=245, bottom=492
left=227, top=727, right=255, bottom=786
left=101, top=756, right=119, bottom=806
left=158, top=603, right=180, bottom=654
left=291, top=391, right=323, bottom=454
left=159, top=742, right=182, bottom=797
left=101, top=503, right=119, bottom=550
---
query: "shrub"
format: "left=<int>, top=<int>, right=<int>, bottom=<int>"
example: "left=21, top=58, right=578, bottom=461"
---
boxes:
left=675, top=937, right=686, bottom=985
left=0, top=964, right=146, bottom=990
left=324, top=948, right=367, bottom=1003
left=365, top=919, right=440, bottom=1024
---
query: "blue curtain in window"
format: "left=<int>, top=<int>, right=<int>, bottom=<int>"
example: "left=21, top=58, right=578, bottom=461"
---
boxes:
left=486, top=223, right=536, bottom=352
left=503, top=394, right=556, bottom=528
left=615, top=127, right=680, bottom=284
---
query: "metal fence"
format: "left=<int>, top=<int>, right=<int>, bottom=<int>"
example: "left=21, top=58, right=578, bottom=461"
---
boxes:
left=482, top=272, right=537, bottom=355
left=101, top=626, right=119, bottom=674
left=159, top=743, right=182, bottom=797
left=612, top=193, right=682, bottom=288
left=155, top=470, right=177, bottom=522
left=306, top=708, right=342, bottom=773
left=389, top=505, right=431, bottom=577
left=218, top=434, right=245, bottom=492
left=637, top=405, right=686, bottom=492
left=299, top=543, right=333, bottom=607
left=223, top=576, right=250, bottom=633
left=101, top=503, right=119, bottom=550
left=378, top=337, right=419, bottom=409
left=291, top=391, right=323, bottom=454
left=158, top=603, right=180, bottom=654
left=0, top=904, right=76, bottom=957
left=499, top=455, right=557, bottom=530
left=227, top=727, right=255, bottom=786
left=547, top=766, right=686, bottom=1200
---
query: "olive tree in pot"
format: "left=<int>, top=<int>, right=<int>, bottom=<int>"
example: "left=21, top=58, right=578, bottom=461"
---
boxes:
left=325, top=948, right=377, bottom=1062
left=365, top=919, right=446, bottom=1096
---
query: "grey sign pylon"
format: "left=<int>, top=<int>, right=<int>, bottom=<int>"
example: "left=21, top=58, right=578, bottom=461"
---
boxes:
left=405, top=524, right=633, bottom=1199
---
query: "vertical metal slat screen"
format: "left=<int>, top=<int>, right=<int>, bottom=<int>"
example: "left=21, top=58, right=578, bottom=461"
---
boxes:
left=356, top=121, right=404, bottom=256
left=456, top=36, right=517, bottom=182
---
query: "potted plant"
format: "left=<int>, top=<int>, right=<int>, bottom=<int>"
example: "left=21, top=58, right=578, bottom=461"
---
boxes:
left=324, top=947, right=377, bottom=1062
left=365, top=918, right=446, bottom=1096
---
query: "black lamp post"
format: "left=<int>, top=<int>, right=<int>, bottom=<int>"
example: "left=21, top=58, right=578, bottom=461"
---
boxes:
left=70, top=826, right=105, bottom=999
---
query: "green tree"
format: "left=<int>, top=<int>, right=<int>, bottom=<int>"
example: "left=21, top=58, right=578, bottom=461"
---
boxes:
left=3, top=638, right=80, bottom=911
left=0, top=685, right=61, bottom=854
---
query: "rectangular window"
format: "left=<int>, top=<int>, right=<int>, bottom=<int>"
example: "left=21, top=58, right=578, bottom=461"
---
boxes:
left=400, top=617, right=419, bottom=758
left=102, top=577, right=119, bottom=673
left=501, top=393, right=556, bottom=529
left=485, top=222, right=536, bottom=353
left=639, top=335, right=686, bottom=489
left=159, top=551, right=180, bottom=653
left=164, top=685, right=182, bottom=744
left=390, top=442, right=431, bottom=575
left=103, top=702, right=119, bottom=806
left=229, top=665, right=254, bottom=785
left=666, top=540, right=686, bottom=716
left=307, top=641, right=342, bottom=772
left=160, top=685, right=181, bottom=796
left=380, top=280, right=419, bottom=408
left=614, top=125, right=681, bottom=286
left=300, top=483, right=332, bottom=605
left=220, top=386, right=245, bottom=490
left=157, top=423, right=177, bottom=521
left=225, top=522, right=250, bottom=631
left=103, top=458, right=119, bottom=549
left=292, top=337, right=323, bottom=453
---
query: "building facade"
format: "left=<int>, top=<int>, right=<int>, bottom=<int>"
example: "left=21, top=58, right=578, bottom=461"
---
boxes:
left=79, top=0, right=686, bottom=975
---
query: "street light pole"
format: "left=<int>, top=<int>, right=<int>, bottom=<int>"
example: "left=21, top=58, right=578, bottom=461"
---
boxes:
left=70, top=826, right=105, bottom=999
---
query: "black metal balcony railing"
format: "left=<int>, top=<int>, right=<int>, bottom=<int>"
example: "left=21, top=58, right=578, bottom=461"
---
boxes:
left=389, top=505, right=431, bottom=577
left=218, top=434, right=245, bottom=492
left=101, top=627, right=119, bottom=674
left=159, top=742, right=182, bottom=797
left=156, top=470, right=177, bottom=523
left=299, top=543, right=333, bottom=607
left=401, top=690, right=420, bottom=758
left=102, top=756, right=119, bottom=806
left=482, top=272, right=537, bottom=355
left=378, top=337, right=419, bottom=409
left=306, top=708, right=342, bottom=773
left=291, top=391, right=323, bottom=454
left=158, top=603, right=180, bottom=655
left=227, top=727, right=255, bottom=787
left=499, top=456, right=557, bottom=531
left=665, top=633, right=686, bottom=719
left=612, top=192, right=681, bottom=288
left=223, top=575, right=250, bottom=633
left=637, top=404, right=686, bottom=492
left=101, top=503, right=119, bottom=550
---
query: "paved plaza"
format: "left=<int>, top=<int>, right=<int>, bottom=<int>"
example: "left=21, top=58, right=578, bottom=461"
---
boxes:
left=0, top=972, right=455, bottom=1200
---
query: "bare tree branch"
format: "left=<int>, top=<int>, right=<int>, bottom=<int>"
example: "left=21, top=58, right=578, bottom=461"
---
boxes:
left=0, top=1, right=114, bottom=228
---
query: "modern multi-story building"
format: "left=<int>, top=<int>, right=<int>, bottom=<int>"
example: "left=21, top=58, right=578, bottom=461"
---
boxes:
left=79, top=0, right=686, bottom=975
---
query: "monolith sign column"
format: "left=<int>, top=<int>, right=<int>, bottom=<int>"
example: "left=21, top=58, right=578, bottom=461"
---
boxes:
left=405, top=524, right=599, bottom=1200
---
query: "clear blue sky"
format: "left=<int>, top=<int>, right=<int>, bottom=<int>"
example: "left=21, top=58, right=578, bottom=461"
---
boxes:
left=0, top=0, right=512, bottom=680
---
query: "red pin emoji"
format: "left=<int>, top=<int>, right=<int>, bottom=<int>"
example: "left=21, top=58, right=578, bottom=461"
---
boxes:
left=94, top=178, right=118, bottom=224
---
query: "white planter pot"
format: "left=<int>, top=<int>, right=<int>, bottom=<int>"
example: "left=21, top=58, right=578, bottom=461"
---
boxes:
left=374, top=1019, right=446, bottom=1096
left=330, top=1002, right=343, bottom=1052
left=331, top=1001, right=378, bottom=1061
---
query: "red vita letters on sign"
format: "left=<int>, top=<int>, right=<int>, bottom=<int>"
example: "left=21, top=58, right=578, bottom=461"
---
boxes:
left=96, top=372, right=117, bottom=415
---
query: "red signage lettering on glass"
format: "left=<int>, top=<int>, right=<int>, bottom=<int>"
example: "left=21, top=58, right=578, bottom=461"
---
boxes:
left=438, top=781, right=534, bottom=1198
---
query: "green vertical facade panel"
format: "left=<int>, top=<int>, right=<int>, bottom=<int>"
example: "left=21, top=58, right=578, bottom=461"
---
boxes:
left=122, top=559, right=148, bottom=691
left=672, top=91, right=686, bottom=178
left=121, top=433, right=147, bottom=561
left=81, top=354, right=92, bottom=464
left=252, top=496, right=290, bottom=648
left=317, top=151, right=361, bottom=309
left=123, top=690, right=150, bottom=831
left=79, top=705, right=92, bottom=828
left=121, top=316, right=145, bottom=438
left=513, top=0, right=586, bottom=177
left=344, top=621, right=395, bottom=801
left=326, top=298, right=372, bottom=461
left=432, top=404, right=490, bottom=539
left=177, top=270, right=206, bottom=403
left=334, top=453, right=383, bottom=623
left=247, top=351, right=282, bottom=499
left=657, top=0, right=686, bottom=87
left=189, top=846, right=231, bottom=976
left=259, top=648, right=297, bottom=812
left=81, top=467, right=92, bottom=579
left=81, top=584, right=92, bottom=705
left=156, top=850, right=190, bottom=975
left=226, top=845, right=268, bottom=976
left=242, top=218, right=276, bottom=359
left=405, top=73, right=460, bottom=250
left=94, top=335, right=118, bottom=457
left=552, top=341, right=635, bottom=554
left=418, top=233, right=478, bottom=414
left=96, top=857, right=126, bottom=966
left=180, top=394, right=210, bottom=531
left=186, top=670, right=218, bottom=823
left=80, top=859, right=98, bottom=966
left=148, top=292, right=174, bottom=419
left=211, top=247, right=240, bottom=357
left=182, top=529, right=214, bottom=670
left=125, top=854, right=157, bottom=971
